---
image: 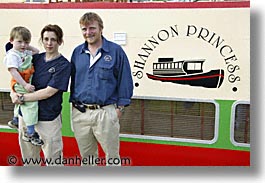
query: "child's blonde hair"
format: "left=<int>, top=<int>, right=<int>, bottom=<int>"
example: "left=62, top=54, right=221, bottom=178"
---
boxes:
left=10, top=26, right=31, bottom=42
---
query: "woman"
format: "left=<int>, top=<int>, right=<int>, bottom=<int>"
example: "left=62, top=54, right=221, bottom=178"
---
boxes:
left=12, top=24, right=71, bottom=166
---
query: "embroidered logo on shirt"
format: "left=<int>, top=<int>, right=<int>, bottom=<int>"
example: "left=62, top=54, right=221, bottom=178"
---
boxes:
left=104, top=55, right=112, bottom=62
left=48, top=67, right=55, bottom=73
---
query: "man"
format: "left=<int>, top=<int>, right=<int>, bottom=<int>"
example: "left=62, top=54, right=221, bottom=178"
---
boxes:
left=70, top=12, right=133, bottom=166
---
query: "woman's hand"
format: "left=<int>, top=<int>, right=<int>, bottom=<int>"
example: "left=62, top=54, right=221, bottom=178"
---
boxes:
left=10, top=91, right=23, bottom=104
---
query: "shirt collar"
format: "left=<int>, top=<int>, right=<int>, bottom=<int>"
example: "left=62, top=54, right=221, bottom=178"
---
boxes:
left=80, top=36, right=109, bottom=54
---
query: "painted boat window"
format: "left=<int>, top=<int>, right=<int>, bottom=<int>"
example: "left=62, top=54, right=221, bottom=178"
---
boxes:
left=232, top=103, right=250, bottom=145
left=25, top=0, right=46, bottom=2
left=187, top=62, right=202, bottom=71
left=120, top=99, right=216, bottom=141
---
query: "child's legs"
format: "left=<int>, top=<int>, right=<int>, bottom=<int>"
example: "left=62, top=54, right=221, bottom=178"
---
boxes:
left=14, top=104, right=19, bottom=118
left=20, top=101, right=38, bottom=134
left=27, top=125, right=35, bottom=135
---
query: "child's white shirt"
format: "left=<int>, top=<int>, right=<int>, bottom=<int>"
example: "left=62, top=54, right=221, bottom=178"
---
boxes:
left=3, top=49, right=32, bottom=69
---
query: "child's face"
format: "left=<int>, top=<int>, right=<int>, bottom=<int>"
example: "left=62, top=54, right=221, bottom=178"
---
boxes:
left=10, top=36, right=30, bottom=52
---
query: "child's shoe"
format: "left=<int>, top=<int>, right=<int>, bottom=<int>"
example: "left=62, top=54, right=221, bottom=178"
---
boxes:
left=22, top=131, right=44, bottom=146
left=7, top=117, right=19, bottom=129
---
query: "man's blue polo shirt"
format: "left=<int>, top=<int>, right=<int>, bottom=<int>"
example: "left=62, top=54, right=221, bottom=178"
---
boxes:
left=32, top=53, right=71, bottom=121
left=70, top=37, right=133, bottom=107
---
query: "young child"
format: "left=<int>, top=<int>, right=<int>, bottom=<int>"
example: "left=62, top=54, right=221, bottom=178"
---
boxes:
left=5, top=42, right=19, bottom=129
left=3, top=26, right=44, bottom=146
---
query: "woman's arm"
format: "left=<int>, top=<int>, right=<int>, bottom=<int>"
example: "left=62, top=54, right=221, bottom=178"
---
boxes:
left=23, top=86, right=59, bottom=102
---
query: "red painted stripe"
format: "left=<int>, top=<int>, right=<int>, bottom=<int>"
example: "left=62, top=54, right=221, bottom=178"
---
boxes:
left=119, top=141, right=250, bottom=166
left=149, top=73, right=224, bottom=81
left=0, top=132, right=249, bottom=166
left=0, top=2, right=250, bottom=10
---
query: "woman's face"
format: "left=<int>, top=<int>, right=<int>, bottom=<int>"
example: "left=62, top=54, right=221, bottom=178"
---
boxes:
left=42, top=31, right=61, bottom=54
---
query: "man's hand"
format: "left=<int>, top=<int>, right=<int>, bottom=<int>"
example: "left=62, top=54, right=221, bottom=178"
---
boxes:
left=116, top=109, right=122, bottom=119
left=116, top=106, right=125, bottom=119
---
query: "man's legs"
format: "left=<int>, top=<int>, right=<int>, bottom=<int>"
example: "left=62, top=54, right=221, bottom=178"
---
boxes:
left=72, top=105, right=120, bottom=166
left=93, top=105, right=120, bottom=166
left=72, top=107, right=98, bottom=166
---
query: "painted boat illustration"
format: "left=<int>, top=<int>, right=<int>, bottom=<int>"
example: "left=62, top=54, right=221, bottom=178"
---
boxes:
left=146, top=58, right=224, bottom=88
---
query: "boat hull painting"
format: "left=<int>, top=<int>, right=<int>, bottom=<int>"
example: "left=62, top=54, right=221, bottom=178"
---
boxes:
left=146, top=69, right=224, bottom=88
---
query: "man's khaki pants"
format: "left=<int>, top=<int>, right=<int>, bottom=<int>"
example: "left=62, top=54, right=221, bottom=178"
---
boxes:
left=18, top=115, right=63, bottom=166
left=72, top=104, right=120, bottom=166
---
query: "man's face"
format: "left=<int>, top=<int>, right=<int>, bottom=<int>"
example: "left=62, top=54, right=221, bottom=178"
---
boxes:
left=80, top=20, right=102, bottom=45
